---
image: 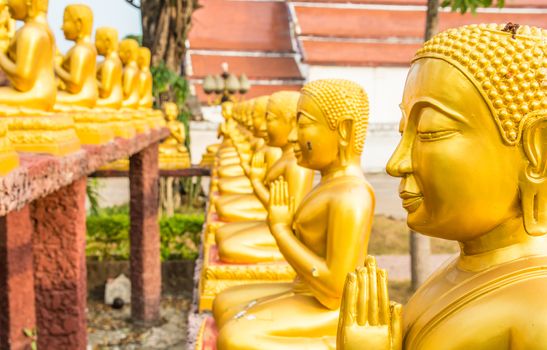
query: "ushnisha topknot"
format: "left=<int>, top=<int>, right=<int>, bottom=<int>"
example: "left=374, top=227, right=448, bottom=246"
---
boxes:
left=414, top=23, right=546, bottom=145
left=301, top=79, right=369, bottom=154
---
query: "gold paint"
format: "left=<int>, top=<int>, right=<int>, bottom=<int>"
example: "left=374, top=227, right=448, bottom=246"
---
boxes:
left=338, top=24, right=547, bottom=350
left=213, top=80, right=374, bottom=349
left=0, top=0, right=79, bottom=155
left=216, top=91, right=314, bottom=264
left=159, top=102, right=190, bottom=169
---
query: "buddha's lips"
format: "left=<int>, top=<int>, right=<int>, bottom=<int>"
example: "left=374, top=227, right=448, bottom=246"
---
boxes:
left=400, top=191, right=423, bottom=213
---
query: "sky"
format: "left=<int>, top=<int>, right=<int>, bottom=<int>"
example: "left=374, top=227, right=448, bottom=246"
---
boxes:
left=48, top=0, right=142, bottom=53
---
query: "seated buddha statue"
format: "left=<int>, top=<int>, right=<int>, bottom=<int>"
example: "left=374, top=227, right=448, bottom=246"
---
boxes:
left=95, top=27, right=135, bottom=140
left=217, top=96, right=276, bottom=195
left=137, top=47, right=153, bottom=109
left=159, top=102, right=190, bottom=169
left=200, top=101, right=234, bottom=167
left=95, top=27, right=123, bottom=109
left=0, top=0, right=80, bottom=155
left=215, top=91, right=314, bottom=263
left=54, top=4, right=97, bottom=109
left=119, top=38, right=148, bottom=133
left=337, top=24, right=547, bottom=350
left=213, top=79, right=375, bottom=349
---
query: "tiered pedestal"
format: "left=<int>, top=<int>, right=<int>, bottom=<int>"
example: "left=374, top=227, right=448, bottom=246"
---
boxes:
left=197, top=191, right=296, bottom=312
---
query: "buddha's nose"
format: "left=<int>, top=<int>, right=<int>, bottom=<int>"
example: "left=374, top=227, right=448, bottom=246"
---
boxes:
left=288, top=126, right=297, bottom=143
left=386, top=141, right=412, bottom=178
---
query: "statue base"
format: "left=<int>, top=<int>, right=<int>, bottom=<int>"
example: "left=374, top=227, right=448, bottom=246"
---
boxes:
left=110, top=112, right=137, bottom=139
left=0, top=120, right=18, bottom=176
left=73, top=111, right=115, bottom=145
left=132, top=110, right=150, bottom=134
left=159, top=153, right=191, bottom=170
left=195, top=317, right=218, bottom=350
left=6, top=114, right=80, bottom=156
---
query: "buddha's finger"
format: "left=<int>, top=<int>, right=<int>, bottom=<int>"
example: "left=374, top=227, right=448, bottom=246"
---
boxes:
left=356, top=266, right=368, bottom=326
left=340, top=272, right=358, bottom=327
left=275, top=179, right=282, bottom=206
left=389, top=302, right=403, bottom=350
left=269, top=185, right=276, bottom=207
left=366, top=256, right=379, bottom=325
left=283, top=180, right=289, bottom=206
left=378, top=268, right=390, bottom=325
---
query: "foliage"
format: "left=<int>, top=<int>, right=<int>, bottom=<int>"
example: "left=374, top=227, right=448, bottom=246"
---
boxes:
left=440, top=0, right=505, bottom=13
left=86, top=179, right=101, bottom=216
left=124, top=34, right=143, bottom=45
left=86, top=205, right=203, bottom=261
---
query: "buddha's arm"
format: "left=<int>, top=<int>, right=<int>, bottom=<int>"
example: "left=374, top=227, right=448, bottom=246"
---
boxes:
left=98, top=61, right=115, bottom=96
left=269, top=180, right=373, bottom=306
left=250, top=151, right=269, bottom=205
left=122, top=70, right=136, bottom=98
left=0, top=28, right=41, bottom=91
left=285, top=162, right=313, bottom=207
left=57, top=48, right=90, bottom=93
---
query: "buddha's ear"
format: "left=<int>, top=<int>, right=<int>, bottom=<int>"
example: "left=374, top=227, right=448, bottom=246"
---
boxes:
left=337, top=118, right=353, bottom=148
left=520, top=114, right=547, bottom=236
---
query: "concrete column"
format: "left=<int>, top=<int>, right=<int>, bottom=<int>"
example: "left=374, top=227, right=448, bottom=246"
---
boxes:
left=32, top=178, right=88, bottom=349
left=0, top=206, right=36, bottom=350
left=129, top=142, right=161, bottom=324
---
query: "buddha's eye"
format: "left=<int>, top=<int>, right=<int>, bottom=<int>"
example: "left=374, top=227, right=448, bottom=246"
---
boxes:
left=417, top=129, right=459, bottom=141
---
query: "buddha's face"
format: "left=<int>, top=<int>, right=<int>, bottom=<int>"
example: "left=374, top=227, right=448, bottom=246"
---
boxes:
left=266, top=100, right=293, bottom=148
left=137, top=48, right=151, bottom=69
left=62, top=9, right=79, bottom=41
left=95, top=29, right=115, bottom=55
left=252, top=105, right=267, bottom=139
left=119, top=40, right=138, bottom=65
left=291, top=93, right=339, bottom=170
left=164, top=103, right=178, bottom=120
left=386, top=58, right=524, bottom=241
left=8, top=0, right=29, bottom=20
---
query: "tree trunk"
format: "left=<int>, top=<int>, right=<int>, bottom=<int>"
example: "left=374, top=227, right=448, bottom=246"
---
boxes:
left=409, top=0, right=440, bottom=292
left=140, top=0, right=198, bottom=75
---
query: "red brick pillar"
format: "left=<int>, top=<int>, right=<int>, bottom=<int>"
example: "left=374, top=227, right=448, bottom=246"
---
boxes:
left=129, top=142, right=161, bottom=324
left=0, top=206, right=36, bottom=350
left=32, top=178, right=88, bottom=349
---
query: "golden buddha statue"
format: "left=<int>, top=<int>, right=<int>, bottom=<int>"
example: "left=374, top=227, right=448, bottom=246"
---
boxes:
left=137, top=47, right=153, bottom=109
left=0, top=3, right=14, bottom=53
left=119, top=38, right=148, bottom=133
left=159, top=102, right=190, bottom=169
left=216, top=91, right=314, bottom=263
left=337, top=24, right=547, bottom=350
left=54, top=4, right=97, bottom=108
left=217, top=96, right=273, bottom=196
left=0, top=0, right=80, bottom=155
left=95, top=27, right=135, bottom=139
left=95, top=27, right=123, bottom=109
left=213, top=79, right=375, bottom=349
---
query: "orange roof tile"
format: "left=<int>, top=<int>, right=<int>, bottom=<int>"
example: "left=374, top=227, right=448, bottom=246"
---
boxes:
left=295, top=7, right=547, bottom=39
left=189, top=0, right=293, bottom=52
left=289, top=0, right=547, bottom=7
left=300, top=40, right=421, bottom=66
left=190, top=55, right=303, bottom=80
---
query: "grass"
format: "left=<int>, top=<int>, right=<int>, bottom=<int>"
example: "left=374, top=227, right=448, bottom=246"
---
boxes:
left=369, top=215, right=459, bottom=255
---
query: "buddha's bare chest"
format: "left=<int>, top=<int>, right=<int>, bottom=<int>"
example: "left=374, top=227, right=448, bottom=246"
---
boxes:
left=293, top=188, right=332, bottom=254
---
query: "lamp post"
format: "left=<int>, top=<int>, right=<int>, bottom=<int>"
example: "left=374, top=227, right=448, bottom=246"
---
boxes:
left=202, top=62, right=250, bottom=105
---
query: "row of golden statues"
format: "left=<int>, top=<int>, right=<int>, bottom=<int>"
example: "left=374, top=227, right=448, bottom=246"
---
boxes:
left=0, top=0, right=189, bottom=176
left=198, top=23, right=546, bottom=349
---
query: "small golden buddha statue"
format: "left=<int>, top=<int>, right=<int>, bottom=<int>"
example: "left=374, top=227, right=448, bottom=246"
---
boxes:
left=137, top=47, right=153, bottom=109
left=0, top=3, right=14, bottom=53
left=54, top=4, right=97, bottom=109
left=0, top=0, right=80, bottom=155
left=95, top=27, right=135, bottom=139
left=337, top=24, right=547, bottom=350
left=119, top=38, right=148, bottom=133
left=215, top=91, right=314, bottom=263
left=159, top=102, right=190, bottom=169
left=95, top=27, right=123, bottom=109
left=213, top=79, right=375, bottom=349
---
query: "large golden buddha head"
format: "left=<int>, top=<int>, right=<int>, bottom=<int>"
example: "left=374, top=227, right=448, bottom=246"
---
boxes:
left=387, top=24, right=546, bottom=240
left=62, top=4, right=92, bottom=41
left=265, top=91, right=300, bottom=148
left=292, top=79, right=369, bottom=170
left=8, top=0, right=47, bottom=20
left=251, top=95, right=269, bottom=139
left=95, top=27, right=118, bottom=56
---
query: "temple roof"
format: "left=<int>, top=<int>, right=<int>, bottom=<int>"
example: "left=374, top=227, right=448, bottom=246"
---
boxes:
left=187, top=0, right=547, bottom=103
